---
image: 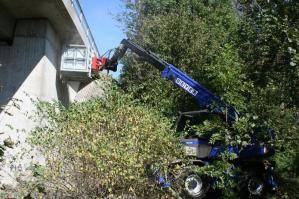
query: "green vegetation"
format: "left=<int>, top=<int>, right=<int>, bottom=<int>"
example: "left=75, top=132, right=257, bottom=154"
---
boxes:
left=31, top=79, right=183, bottom=198
left=119, top=0, right=298, bottom=197
left=28, top=0, right=298, bottom=198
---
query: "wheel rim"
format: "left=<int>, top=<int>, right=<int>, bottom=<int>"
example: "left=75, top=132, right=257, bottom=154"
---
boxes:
left=248, top=178, right=264, bottom=196
left=184, top=174, right=203, bottom=197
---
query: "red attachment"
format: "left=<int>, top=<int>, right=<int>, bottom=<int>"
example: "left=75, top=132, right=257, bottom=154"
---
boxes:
left=92, top=57, right=99, bottom=71
left=92, top=56, right=108, bottom=72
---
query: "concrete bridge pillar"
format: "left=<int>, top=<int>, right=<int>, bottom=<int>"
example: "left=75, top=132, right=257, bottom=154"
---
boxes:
left=0, top=0, right=100, bottom=192
left=0, top=19, right=62, bottom=188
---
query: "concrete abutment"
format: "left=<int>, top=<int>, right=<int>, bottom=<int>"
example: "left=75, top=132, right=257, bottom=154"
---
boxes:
left=0, top=0, right=100, bottom=191
left=0, top=19, right=62, bottom=188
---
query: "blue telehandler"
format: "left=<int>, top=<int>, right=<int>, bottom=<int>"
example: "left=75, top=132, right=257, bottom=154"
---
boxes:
left=91, top=39, right=278, bottom=198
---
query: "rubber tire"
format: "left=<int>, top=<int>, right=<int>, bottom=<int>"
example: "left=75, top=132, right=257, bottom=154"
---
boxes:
left=174, top=167, right=210, bottom=199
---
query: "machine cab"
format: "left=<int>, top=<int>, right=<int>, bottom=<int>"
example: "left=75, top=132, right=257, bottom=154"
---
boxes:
left=176, top=110, right=223, bottom=159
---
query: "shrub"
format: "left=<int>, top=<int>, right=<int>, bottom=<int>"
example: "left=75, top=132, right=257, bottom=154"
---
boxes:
left=31, top=78, right=183, bottom=198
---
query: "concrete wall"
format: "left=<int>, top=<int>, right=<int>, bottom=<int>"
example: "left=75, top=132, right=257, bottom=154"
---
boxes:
left=0, top=0, right=100, bottom=192
left=0, top=3, right=15, bottom=41
left=0, top=19, right=62, bottom=188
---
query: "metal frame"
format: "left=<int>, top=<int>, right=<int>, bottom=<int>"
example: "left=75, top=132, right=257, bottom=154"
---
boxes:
left=70, top=0, right=99, bottom=56
left=60, top=44, right=93, bottom=80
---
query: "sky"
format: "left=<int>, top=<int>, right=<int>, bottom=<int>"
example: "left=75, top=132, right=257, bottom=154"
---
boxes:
left=80, top=0, right=126, bottom=77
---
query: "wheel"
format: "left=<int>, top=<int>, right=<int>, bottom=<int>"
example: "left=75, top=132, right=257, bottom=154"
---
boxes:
left=247, top=177, right=265, bottom=197
left=184, top=174, right=206, bottom=198
left=174, top=167, right=210, bottom=199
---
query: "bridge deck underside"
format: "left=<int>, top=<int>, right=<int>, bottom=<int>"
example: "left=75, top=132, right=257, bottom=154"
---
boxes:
left=0, top=0, right=83, bottom=44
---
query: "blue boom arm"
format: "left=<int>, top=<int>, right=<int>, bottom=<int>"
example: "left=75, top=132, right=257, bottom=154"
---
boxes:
left=161, top=64, right=238, bottom=123
left=105, top=39, right=238, bottom=123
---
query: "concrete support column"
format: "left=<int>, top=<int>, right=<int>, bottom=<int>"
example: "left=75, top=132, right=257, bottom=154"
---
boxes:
left=67, top=81, right=81, bottom=102
left=0, top=19, right=61, bottom=188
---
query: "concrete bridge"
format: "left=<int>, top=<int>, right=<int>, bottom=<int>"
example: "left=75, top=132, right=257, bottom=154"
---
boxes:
left=0, top=0, right=99, bottom=190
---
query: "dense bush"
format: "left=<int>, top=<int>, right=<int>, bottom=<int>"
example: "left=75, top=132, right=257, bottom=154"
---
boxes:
left=120, top=0, right=250, bottom=116
left=119, top=0, right=298, bottom=197
left=237, top=1, right=299, bottom=196
left=30, top=78, right=183, bottom=198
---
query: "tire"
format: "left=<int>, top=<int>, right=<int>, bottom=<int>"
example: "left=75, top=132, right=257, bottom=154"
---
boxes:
left=174, top=167, right=210, bottom=199
left=247, top=177, right=265, bottom=197
left=238, top=172, right=265, bottom=198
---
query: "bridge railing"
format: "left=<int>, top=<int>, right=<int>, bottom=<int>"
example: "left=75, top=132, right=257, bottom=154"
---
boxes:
left=70, top=0, right=99, bottom=56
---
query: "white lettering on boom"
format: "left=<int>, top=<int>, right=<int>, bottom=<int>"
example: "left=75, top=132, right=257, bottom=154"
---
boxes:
left=175, top=78, right=198, bottom=96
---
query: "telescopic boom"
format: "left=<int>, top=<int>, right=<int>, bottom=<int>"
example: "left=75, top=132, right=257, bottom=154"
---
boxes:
left=92, top=39, right=238, bottom=123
